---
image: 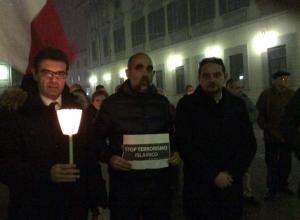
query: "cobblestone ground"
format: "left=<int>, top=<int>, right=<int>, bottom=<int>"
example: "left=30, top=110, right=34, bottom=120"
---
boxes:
left=0, top=127, right=299, bottom=220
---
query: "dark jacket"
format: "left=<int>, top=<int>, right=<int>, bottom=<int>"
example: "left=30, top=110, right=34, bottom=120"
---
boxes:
left=94, top=80, right=175, bottom=213
left=95, top=80, right=175, bottom=167
left=85, top=104, right=98, bottom=125
left=281, top=88, right=300, bottom=159
left=0, top=90, right=107, bottom=220
left=241, top=93, right=257, bottom=124
left=175, top=86, right=256, bottom=191
left=256, top=87, right=294, bottom=143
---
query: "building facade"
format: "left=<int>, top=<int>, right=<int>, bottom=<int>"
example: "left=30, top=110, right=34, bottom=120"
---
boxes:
left=55, top=0, right=90, bottom=91
left=88, top=0, right=300, bottom=104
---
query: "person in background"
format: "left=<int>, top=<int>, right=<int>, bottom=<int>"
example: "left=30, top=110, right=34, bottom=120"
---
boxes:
left=96, top=84, right=107, bottom=93
left=281, top=87, right=300, bottom=199
left=175, top=57, right=257, bottom=220
left=226, top=78, right=260, bottom=206
left=226, top=79, right=257, bottom=123
left=184, top=85, right=194, bottom=96
left=72, top=88, right=90, bottom=110
left=86, top=90, right=108, bottom=124
left=70, top=83, right=82, bottom=93
left=256, top=70, right=295, bottom=201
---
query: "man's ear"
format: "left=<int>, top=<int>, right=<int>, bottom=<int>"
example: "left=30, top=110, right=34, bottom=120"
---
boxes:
left=224, top=72, right=228, bottom=81
left=125, top=68, right=129, bottom=78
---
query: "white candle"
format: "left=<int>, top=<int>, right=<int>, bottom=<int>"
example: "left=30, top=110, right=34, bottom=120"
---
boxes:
left=57, top=109, right=82, bottom=164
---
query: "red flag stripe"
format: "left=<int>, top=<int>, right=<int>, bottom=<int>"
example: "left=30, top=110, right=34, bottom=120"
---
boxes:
left=26, top=0, right=76, bottom=74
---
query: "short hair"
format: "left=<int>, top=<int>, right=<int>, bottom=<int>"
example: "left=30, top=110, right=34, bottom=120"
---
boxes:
left=272, top=70, right=291, bottom=79
left=92, top=90, right=108, bottom=101
left=127, top=52, right=151, bottom=68
left=70, top=83, right=82, bottom=91
left=185, top=84, right=193, bottom=91
left=226, top=78, right=239, bottom=88
left=33, top=47, right=69, bottom=71
left=198, top=57, right=225, bottom=76
left=95, top=84, right=105, bottom=91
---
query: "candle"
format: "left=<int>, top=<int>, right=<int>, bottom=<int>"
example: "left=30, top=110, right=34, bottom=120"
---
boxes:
left=56, top=109, right=82, bottom=164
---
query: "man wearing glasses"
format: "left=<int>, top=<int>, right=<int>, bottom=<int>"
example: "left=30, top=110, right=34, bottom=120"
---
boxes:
left=95, top=52, right=180, bottom=220
left=175, top=57, right=257, bottom=220
left=0, top=47, right=107, bottom=220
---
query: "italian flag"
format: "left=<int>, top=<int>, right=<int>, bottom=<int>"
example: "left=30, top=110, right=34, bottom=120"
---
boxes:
left=0, top=0, right=75, bottom=74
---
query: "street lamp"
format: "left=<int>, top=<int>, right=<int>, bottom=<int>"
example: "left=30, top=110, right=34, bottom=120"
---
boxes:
left=89, top=75, right=98, bottom=92
left=166, top=54, right=183, bottom=71
left=0, top=64, right=9, bottom=80
left=252, top=31, right=278, bottom=54
left=204, top=45, right=223, bottom=58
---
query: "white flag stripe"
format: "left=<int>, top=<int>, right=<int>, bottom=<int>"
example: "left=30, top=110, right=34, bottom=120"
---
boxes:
left=0, top=0, right=47, bottom=72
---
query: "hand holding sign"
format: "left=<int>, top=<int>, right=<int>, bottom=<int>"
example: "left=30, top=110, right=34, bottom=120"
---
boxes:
left=110, top=155, right=131, bottom=171
left=122, top=134, right=170, bottom=170
left=169, top=152, right=181, bottom=166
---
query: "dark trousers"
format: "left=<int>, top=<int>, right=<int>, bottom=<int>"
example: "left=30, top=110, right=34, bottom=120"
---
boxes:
left=109, top=170, right=172, bottom=220
left=264, top=142, right=292, bottom=192
left=183, top=179, right=243, bottom=220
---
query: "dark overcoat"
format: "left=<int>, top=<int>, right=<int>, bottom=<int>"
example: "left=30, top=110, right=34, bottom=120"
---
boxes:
left=0, top=92, right=107, bottom=220
left=94, top=80, right=175, bottom=217
left=175, top=86, right=257, bottom=220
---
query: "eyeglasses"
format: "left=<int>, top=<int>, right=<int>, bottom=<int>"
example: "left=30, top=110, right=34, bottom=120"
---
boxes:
left=134, top=64, right=154, bottom=73
left=39, top=69, right=67, bottom=79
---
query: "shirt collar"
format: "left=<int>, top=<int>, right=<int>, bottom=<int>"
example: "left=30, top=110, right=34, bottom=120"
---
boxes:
left=40, top=94, right=62, bottom=110
left=214, top=91, right=223, bottom=103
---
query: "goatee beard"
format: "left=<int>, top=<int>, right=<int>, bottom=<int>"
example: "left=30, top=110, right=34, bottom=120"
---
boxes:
left=137, top=77, right=151, bottom=92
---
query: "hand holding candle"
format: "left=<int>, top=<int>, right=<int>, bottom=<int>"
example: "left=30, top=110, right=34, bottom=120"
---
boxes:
left=50, top=164, right=80, bottom=183
left=57, top=109, right=82, bottom=164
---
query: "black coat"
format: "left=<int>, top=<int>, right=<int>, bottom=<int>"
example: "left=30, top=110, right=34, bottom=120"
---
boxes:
left=281, top=87, right=300, bottom=160
left=94, top=80, right=175, bottom=212
left=0, top=92, right=107, bottom=220
left=95, top=80, right=175, bottom=166
left=175, top=86, right=257, bottom=218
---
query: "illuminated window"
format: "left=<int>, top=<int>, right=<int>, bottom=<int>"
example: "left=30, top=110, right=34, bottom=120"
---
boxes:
left=0, top=64, right=9, bottom=80
left=155, top=70, right=164, bottom=89
left=229, top=53, right=244, bottom=80
left=268, top=45, right=287, bottom=83
left=176, top=66, right=185, bottom=94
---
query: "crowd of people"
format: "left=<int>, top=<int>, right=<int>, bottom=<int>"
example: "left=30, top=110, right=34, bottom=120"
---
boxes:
left=0, top=47, right=299, bottom=220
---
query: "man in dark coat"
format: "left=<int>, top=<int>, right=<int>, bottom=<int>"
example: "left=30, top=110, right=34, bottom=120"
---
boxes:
left=0, top=48, right=107, bottom=220
left=94, top=52, right=180, bottom=220
left=256, top=70, right=295, bottom=200
left=175, top=57, right=257, bottom=220
left=281, top=87, right=300, bottom=198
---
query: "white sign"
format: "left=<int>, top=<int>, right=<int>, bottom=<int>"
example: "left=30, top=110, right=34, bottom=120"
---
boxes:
left=122, top=134, right=170, bottom=170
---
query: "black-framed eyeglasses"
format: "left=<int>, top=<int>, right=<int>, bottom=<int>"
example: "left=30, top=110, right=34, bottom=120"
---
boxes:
left=39, top=69, right=67, bottom=79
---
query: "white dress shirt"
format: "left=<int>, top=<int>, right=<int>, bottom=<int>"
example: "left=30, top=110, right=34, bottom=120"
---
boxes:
left=40, top=95, right=62, bottom=110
